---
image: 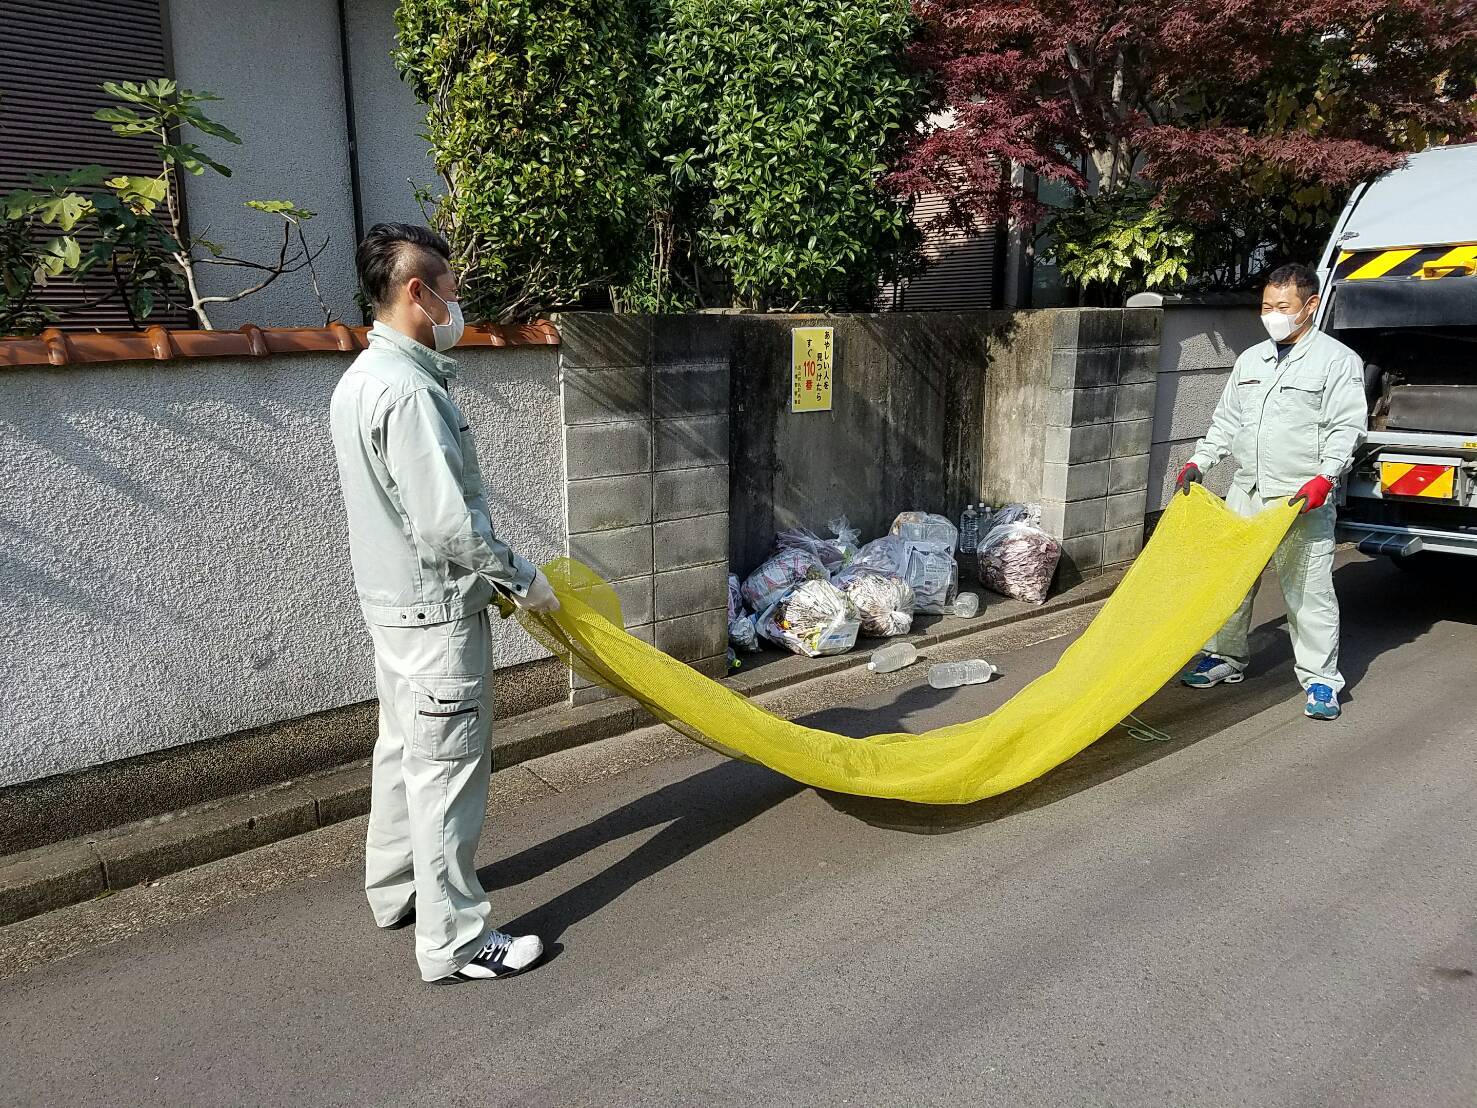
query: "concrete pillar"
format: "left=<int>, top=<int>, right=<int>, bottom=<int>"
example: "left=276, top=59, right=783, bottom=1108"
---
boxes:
left=1036, top=308, right=1163, bottom=585
left=555, top=314, right=731, bottom=704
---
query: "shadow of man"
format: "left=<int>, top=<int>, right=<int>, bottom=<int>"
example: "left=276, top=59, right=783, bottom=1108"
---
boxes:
left=483, top=759, right=801, bottom=943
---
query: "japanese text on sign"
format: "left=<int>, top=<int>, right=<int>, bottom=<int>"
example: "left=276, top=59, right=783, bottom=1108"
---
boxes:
left=790, top=326, right=834, bottom=413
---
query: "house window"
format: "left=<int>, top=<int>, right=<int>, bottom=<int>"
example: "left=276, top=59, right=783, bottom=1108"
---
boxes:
left=0, top=0, right=190, bottom=330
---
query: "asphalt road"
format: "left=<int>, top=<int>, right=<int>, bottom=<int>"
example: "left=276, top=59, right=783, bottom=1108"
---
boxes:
left=3, top=554, right=1475, bottom=1107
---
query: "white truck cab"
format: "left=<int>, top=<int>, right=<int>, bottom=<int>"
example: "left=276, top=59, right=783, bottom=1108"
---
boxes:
left=1314, top=142, right=1477, bottom=560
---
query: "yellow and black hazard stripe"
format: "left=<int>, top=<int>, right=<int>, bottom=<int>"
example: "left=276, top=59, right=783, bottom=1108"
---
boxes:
left=1333, top=243, right=1477, bottom=281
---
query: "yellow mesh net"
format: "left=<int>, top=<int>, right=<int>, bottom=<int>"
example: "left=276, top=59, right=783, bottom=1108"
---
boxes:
left=514, top=485, right=1297, bottom=805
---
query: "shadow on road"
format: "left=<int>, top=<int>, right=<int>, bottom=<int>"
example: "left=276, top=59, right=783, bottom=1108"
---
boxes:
left=492, top=556, right=1476, bottom=932
left=483, top=760, right=802, bottom=942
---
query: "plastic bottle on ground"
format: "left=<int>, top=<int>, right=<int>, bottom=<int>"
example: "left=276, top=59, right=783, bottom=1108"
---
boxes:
left=867, top=641, right=918, bottom=673
left=959, top=503, right=980, bottom=554
left=952, top=591, right=980, bottom=618
left=927, top=659, right=996, bottom=689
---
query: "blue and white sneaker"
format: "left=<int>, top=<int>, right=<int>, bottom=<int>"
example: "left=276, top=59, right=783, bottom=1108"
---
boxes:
left=1181, top=654, right=1245, bottom=689
left=1305, top=683, right=1340, bottom=721
left=439, top=929, right=544, bottom=983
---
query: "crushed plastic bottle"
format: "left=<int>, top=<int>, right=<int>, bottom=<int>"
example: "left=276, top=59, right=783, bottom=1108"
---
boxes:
left=927, top=659, right=996, bottom=689
left=952, top=591, right=980, bottom=618
left=867, top=641, right=918, bottom=673
left=959, top=503, right=980, bottom=555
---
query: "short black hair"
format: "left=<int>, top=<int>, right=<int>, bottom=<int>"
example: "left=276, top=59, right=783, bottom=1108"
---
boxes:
left=355, top=223, right=452, bottom=312
left=1264, top=262, right=1319, bottom=302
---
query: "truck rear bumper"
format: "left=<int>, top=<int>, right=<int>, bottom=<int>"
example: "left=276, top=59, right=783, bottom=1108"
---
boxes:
left=1336, top=519, right=1477, bottom=557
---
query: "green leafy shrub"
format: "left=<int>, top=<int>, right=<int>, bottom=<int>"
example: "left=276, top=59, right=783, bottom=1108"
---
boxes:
left=639, top=0, right=926, bottom=310
left=395, top=0, right=651, bottom=322
left=1, top=170, right=94, bottom=335
left=1048, top=188, right=1194, bottom=299
left=0, top=79, right=327, bottom=334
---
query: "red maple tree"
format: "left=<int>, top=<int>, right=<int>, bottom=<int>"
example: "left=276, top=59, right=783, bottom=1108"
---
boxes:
left=892, top=0, right=1477, bottom=272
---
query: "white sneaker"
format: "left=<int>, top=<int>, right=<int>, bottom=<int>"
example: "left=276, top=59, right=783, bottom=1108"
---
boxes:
left=440, top=929, right=544, bottom=982
left=1181, top=654, right=1245, bottom=689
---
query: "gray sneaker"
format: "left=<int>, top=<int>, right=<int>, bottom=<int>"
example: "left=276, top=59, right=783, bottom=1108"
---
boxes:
left=1182, top=654, right=1245, bottom=688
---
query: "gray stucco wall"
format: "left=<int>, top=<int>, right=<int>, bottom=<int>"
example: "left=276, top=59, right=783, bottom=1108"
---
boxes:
left=0, top=345, right=563, bottom=788
left=167, top=0, right=360, bottom=328
left=1148, top=303, right=1264, bottom=512
left=344, top=0, right=439, bottom=227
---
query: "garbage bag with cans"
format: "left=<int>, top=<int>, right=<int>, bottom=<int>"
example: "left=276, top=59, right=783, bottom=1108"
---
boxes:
left=977, top=502, right=1061, bottom=605
left=756, top=577, right=862, bottom=657
left=838, top=526, right=956, bottom=616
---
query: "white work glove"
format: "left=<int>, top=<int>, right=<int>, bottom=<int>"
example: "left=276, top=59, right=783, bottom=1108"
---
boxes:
left=513, top=569, right=560, bottom=614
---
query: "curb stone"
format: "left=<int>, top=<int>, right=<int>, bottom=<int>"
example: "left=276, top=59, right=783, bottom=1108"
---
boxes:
left=0, top=571, right=1121, bottom=927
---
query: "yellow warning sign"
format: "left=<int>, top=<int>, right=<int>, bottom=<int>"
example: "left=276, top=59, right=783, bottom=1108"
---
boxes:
left=791, top=327, right=833, bottom=413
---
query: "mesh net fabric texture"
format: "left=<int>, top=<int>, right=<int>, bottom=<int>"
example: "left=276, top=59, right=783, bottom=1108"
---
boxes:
left=515, top=485, right=1297, bottom=805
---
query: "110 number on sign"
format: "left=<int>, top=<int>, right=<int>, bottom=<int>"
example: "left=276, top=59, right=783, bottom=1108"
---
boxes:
left=791, top=327, right=834, bottom=413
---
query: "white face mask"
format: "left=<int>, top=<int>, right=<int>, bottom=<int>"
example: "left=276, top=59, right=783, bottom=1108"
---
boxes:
left=1261, top=299, right=1312, bottom=343
left=416, top=287, right=465, bottom=352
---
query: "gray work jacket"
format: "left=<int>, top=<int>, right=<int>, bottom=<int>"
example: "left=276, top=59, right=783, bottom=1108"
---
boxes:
left=329, top=322, right=535, bottom=628
left=1189, top=328, right=1368, bottom=497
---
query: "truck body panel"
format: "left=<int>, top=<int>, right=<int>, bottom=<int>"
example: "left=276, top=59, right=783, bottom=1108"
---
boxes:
left=1311, top=144, right=1477, bottom=561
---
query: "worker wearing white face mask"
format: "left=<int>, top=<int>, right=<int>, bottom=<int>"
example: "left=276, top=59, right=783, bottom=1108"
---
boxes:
left=1175, top=263, right=1367, bottom=720
left=330, top=223, right=560, bottom=983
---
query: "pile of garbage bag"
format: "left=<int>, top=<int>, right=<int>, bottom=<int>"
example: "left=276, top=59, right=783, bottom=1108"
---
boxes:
left=723, top=501, right=1065, bottom=660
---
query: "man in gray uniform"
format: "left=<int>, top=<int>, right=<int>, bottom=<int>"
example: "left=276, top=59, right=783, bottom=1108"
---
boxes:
left=1177, top=263, right=1367, bottom=720
left=330, top=223, right=559, bottom=982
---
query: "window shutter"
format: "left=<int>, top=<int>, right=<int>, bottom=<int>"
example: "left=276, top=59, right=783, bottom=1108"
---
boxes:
left=0, top=0, right=191, bottom=331
left=886, top=194, right=1002, bottom=312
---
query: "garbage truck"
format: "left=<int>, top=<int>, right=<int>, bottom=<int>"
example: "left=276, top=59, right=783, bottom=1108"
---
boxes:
left=1314, top=142, right=1477, bottom=564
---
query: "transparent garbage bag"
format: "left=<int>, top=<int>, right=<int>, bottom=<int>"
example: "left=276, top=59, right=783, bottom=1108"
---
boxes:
left=902, top=540, right=959, bottom=614
left=742, top=548, right=828, bottom=612
left=835, top=568, right=915, bottom=637
left=774, top=515, right=860, bottom=574
left=889, top=511, right=958, bottom=553
left=727, top=573, right=760, bottom=652
left=848, top=535, right=908, bottom=576
left=978, top=521, right=1061, bottom=605
left=756, top=578, right=861, bottom=657
left=980, top=502, right=1042, bottom=533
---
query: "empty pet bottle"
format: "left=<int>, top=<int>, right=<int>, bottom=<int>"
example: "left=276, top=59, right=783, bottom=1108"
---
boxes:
left=867, top=642, right=918, bottom=673
left=952, top=591, right=980, bottom=618
left=959, top=503, right=980, bottom=555
left=927, top=659, right=996, bottom=689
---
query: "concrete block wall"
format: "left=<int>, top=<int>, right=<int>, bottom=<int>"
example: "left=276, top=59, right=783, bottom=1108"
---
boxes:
left=1145, top=299, right=1263, bottom=515
left=557, top=315, right=732, bottom=704
left=1035, top=308, right=1163, bottom=584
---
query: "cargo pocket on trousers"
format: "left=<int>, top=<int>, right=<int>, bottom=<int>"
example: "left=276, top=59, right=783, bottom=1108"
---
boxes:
left=409, top=674, right=485, bottom=761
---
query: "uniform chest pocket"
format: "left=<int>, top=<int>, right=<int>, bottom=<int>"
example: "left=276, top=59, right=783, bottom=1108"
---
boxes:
left=409, top=674, right=485, bottom=761
left=1278, top=373, right=1325, bottom=414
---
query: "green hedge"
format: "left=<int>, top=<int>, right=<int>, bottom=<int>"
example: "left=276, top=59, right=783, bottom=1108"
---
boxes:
left=396, top=0, right=925, bottom=318
left=395, top=0, right=650, bottom=322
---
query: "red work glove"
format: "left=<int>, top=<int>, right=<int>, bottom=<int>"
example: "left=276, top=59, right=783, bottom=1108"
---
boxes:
left=1175, top=462, right=1202, bottom=496
left=1290, top=475, right=1333, bottom=513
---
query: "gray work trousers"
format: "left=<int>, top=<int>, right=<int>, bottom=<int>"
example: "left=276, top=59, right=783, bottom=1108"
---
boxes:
left=364, top=609, right=494, bottom=981
left=1206, top=484, right=1344, bottom=693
